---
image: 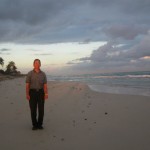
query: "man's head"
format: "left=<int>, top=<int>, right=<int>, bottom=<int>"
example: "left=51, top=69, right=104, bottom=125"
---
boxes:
left=33, top=59, right=41, bottom=69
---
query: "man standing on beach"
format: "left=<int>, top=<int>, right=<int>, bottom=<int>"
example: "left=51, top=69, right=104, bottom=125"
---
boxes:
left=26, top=59, right=48, bottom=130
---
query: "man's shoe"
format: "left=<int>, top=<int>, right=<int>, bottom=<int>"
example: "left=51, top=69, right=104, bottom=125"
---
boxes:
left=38, top=126, right=44, bottom=129
left=32, top=126, right=38, bottom=130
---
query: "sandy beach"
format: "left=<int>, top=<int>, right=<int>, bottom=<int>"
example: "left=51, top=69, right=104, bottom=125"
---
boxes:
left=0, top=77, right=150, bottom=150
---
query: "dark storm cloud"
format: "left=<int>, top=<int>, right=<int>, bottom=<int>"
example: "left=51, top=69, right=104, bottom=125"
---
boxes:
left=103, top=24, right=149, bottom=40
left=0, top=0, right=75, bottom=43
left=0, top=0, right=68, bottom=24
left=0, top=0, right=150, bottom=43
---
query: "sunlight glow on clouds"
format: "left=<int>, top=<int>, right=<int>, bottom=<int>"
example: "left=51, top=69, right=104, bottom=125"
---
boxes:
left=140, top=56, right=150, bottom=60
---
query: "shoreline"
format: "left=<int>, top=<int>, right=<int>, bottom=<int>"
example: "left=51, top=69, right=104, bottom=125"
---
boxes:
left=1, top=74, right=150, bottom=97
left=47, top=80, right=150, bottom=99
left=48, top=80, right=150, bottom=97
left=47, top=71, right=150, bottom=97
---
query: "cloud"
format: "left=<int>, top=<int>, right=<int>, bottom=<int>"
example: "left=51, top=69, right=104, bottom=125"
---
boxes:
left=140, top=56, right=150, bottom=60
left=27, top=49, right=52, bottom=55
left=79, top=38, right=92, bottom=44
left=0, top=48, right=11, bottom=51
left=124, top=32, right=150, bottom=59
left=34, top=53, right=52, bottom=56
left=0, top=0, right=150, bottom=44
left=67, top=32, right=150, bottom=73
left=0, top=52, right=11, bottom=55
left=103, top=24, right=149, bottom=40
left=28, top=49, right=40, bottom=51
left=0, top=48, right=11, bottom=55
left=0, top=0, right=150, bottom=74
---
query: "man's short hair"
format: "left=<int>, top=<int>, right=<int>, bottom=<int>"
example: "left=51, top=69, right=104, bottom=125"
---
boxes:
left=33, top=59, right=41, bottom=65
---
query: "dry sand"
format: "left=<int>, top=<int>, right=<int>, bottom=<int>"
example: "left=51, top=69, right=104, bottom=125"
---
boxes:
left=0, top=77, right=150, bottom=150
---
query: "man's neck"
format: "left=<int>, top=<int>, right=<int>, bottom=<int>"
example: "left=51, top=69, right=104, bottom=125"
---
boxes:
left=34, top=68, right=40, bottom=73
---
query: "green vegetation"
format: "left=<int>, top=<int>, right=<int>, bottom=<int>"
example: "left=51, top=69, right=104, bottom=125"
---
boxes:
left=0, top=57, right=21, bottom=75
left=0, top=57, right=4, bottom=67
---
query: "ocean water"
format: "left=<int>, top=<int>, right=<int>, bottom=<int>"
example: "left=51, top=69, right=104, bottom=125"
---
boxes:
left=47, top=71, right=150, bottom=97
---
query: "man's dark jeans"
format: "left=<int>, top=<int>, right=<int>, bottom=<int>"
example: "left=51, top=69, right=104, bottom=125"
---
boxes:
left=29, top=89, right=45, bottom=127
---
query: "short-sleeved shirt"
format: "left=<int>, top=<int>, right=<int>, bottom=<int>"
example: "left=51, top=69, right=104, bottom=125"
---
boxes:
left=26, top=70, right=47, bottom=90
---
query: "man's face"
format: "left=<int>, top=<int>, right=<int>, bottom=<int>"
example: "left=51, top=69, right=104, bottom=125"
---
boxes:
left=34, top=60, right=41, bottom=69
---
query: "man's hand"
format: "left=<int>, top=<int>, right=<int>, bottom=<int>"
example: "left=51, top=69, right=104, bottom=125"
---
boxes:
left=44, top=83, right=48, bottom=100
left=44, top=94, right=48, bottom=100
left=26, top=94, right=30, bottom=101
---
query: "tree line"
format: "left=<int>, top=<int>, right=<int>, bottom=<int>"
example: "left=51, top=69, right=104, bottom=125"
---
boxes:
left=0, top=57, right=21, bottom=75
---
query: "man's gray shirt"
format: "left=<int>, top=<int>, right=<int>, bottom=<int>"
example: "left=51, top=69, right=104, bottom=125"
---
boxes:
left=26, top=70, right=47, bottom=90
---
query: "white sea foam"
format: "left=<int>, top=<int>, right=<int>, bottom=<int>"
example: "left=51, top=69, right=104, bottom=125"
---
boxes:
left=88, top=84, right=150, bottom=97
left=93, top=75, right=150, bottom=79
left=126, top=75, right=150, bottom=78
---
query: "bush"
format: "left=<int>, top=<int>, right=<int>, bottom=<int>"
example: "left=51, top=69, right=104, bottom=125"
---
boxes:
left=0, top=69, right=5, bottom=74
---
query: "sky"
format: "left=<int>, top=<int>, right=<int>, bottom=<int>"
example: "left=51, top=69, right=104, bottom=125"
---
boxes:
left=0, top=0, right=150, bottom=75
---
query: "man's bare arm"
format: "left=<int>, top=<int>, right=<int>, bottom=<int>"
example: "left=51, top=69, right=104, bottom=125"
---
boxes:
left=26, top=83, right=30, bottom=100
left=44, top=84, right=48, bottom=100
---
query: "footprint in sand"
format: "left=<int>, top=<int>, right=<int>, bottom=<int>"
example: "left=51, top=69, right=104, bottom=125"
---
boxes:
left=81, top=110, right=85, bottom=113
left=87, top=102, right=92, bottom=108
left=125, top=106, right=129, bottom=110
left=88, top=128, right=92, bottom=131
left=71, top=87, right=75, bottom=90
left=73, top=120, right=76, bottom=127
left=88, top=102, right=92, bottom=105
left=105, top=112, right=108, bottom=115
left=61, top=138, right=65, bottom=142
